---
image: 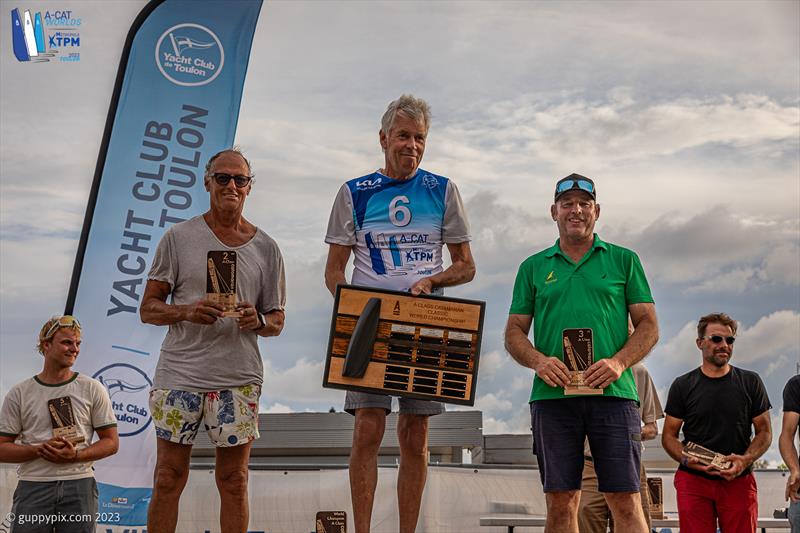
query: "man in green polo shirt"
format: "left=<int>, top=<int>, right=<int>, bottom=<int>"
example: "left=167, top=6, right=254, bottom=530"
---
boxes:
left=504, top=174, right=659, bottom=533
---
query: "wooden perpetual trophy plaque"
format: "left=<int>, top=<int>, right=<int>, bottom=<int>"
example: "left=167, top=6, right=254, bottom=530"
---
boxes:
left=562, top=328, right=603, bottom=395
left=206, top=251, right=241, bottom=317
left=323, top=285, right=485, bottom=406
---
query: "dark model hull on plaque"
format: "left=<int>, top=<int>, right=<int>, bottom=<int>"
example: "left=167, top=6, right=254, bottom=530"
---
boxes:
left=322, top=285, right=485, bottom=406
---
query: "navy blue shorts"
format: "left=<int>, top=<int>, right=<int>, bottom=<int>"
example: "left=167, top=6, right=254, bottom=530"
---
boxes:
left=531, top=397, right=641, bottom=493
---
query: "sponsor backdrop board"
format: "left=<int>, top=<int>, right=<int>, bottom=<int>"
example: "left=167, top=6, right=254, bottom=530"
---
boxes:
left=64, top=0, right=262, bottom=525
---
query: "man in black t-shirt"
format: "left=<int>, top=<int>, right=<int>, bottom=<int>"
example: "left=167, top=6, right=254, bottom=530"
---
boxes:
left=662, top=312, right=771, bottom=533
left=779, top=375, right=800, bottom=533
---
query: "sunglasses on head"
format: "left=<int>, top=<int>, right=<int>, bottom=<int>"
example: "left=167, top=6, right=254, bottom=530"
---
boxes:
left=702, top=335, right=736, bottom=345
left=44, top=315, right=82, bottom=339
left=556, top=179, right=595, bottom=196
left=211, top=173, right=254, bottom=188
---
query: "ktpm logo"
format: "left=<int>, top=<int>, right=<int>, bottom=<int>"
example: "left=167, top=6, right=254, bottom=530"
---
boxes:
left=10, top=8, right=58, bottom=62
left=93, top=363, right=153, bottom=437
left=155, top=23, right=224, bottom=86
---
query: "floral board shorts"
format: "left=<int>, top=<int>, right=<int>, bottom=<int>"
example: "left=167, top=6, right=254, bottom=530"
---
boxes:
left=149, top=385, right=260, bottom=447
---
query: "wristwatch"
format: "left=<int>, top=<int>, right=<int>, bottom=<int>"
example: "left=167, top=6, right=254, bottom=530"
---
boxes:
left=256, top=312, right=266, bottom=330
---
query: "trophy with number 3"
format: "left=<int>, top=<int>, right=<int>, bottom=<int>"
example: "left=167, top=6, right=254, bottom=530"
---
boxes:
left=562, top=328, right=603, bottom=395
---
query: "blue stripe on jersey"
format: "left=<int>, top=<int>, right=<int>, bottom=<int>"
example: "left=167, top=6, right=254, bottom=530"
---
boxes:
left=365, top=231, right=386, bottom=274
left=388, top=235, right=401, bottom=267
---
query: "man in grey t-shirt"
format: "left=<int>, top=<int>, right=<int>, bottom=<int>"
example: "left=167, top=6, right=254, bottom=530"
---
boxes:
left=141, top=149, right=285, bottom=533
left=0, top=316, right=118, bottom=533
left=325, top=95, right=476, bottom=533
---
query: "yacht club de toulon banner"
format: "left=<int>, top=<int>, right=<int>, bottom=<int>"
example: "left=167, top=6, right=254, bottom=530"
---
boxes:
left=64, top=0, right=263, bottom=525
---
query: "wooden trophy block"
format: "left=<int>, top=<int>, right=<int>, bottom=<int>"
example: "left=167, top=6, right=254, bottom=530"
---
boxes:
left=647, top=477, right=663, bottom=520
left=682, top=441, right=732, bottom=470
left=323, top=285, right=485, bottom=406
left=48, top=397, right=85, bottom=444
left=562, top=328, right=603, bottom=395
left=316, top=511, right=346, bottom=533
left=206, top=251, right=242, bottom=317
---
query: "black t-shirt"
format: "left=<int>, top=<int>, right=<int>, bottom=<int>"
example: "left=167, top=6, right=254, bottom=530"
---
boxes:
left=783, top=375, right=800, bottom=462
left=665, top=365, right=771, bottom=479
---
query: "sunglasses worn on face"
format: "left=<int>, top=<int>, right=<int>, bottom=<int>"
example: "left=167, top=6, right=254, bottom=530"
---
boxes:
left=45, top=315, right=82, bottom=339
left=556, top=179, right=595, bottom=196
left=211, top=173, right=254, bottom=188
left=702, top=335, right=736, bottom=345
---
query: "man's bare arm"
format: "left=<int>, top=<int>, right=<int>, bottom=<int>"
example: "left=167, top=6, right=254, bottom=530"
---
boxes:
left=139, top=279, right=223, bottom=326
left=39, top=426, right=119, bottom=464
left=641, top=421, right=658, bottom=441
left=259, top=309, right=285, bottom=338
left=504, top=314, right=570, bottom=387
left=780, top=411, right=800, bottom=501
left=584, top=302, right=659, bottom=388
left=719, top=411, right=772, bottom=481
left=0, top=435, right=39, bottom=463
left=661, top=415, right=717, bottom=475
left=410, top=242, right=476, bottom=295
left=324, top=244, right=352, bottom=296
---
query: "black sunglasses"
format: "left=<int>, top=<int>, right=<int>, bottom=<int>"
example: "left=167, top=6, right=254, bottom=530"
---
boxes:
left=211, top=173, right=254, bottom=188
left=702, top=335, right=736, bottom=345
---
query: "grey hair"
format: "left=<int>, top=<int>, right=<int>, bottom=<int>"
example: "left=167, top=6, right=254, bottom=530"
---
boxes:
left=204, top=147, right=253, bottom=179
left=380, top=94, right=431, bottom=134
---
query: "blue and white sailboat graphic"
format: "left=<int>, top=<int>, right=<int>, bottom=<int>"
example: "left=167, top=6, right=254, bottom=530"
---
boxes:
left=33, top=12, right=55, bottom=58
left=23, top=10, right=38, bottom=58
left=11, top=8, right=30, bottom=61
left=34, top=12, right=45, bottom=53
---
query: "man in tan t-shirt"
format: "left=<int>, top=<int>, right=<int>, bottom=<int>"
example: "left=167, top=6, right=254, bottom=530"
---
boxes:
left=0, top=316, right=118, bottom=533
left=579, top=362, right=664, bottom=533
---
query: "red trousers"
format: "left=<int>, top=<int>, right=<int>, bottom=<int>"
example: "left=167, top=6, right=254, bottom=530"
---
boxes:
left=674, top=469, right=758, bottom=533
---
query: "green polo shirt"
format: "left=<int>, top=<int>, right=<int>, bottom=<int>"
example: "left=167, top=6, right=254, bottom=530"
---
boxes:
left=509, top=234, right=654, bottom=402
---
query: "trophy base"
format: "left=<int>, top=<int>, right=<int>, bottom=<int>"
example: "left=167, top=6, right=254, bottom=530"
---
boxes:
left=53, top=426, right=85, bottom=445
left=564, top=385, right=604, bottom=395
left=564, top=371, right=604, bottom=395
left=222, top=310, right=243, bottom=318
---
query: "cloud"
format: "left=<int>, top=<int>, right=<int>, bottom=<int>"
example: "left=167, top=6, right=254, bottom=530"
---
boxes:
left=478, top=350, right=508, bottom=379
left=765, top=355, right=790, bottom=378
left=262, top=357, right=344, bottom=408
left=650, top=310, right=800, bottom=372
left=613, top=209, right=800, bottom=291
left=736, top=311, right=800, bottom=366
left=433, top=91, right=799, bottom=185
left=473, top=393, right=513, bottom=416
left=261, top=401, right=293, bottom=413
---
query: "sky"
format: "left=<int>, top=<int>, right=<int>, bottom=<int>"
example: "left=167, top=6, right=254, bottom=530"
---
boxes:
left=1, top=0, right=799, bottom=464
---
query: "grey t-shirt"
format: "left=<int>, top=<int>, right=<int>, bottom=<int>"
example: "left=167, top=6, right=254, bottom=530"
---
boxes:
left=148, top=215, right=286, bottom=391
left=0, top=373, right=117, bottom=481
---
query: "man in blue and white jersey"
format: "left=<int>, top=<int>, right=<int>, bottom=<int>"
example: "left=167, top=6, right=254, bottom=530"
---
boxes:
left=325, top=94, right=476, bottom=533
